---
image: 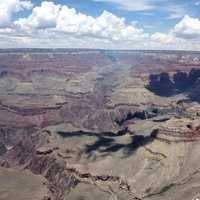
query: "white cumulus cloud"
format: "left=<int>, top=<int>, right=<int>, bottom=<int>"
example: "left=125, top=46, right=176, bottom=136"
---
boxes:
left=152, top=15, right=200, bottom=43
left=151, top=32, right=175, bottom=44
left=173, top=15, right=200, bottom=39
left=0, top=0, right=33, bottom=28
left=15, top=1, right=60, bottom=29
left=151, top=15, right=200, bottom=50
left=0, top=1, right=200, bottom=50
left=14, top=1, right=147, bottom=41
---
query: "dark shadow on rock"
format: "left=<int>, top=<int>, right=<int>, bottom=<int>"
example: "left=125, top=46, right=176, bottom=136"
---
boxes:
left=146, top=72, right=175, bottom=97
left=57, top=129, right=127, bottom=138
left=146, top=68, right=200, bottom=101
left=189, top=83, right=200, bottom=102
left=173, top=71, right=190, bottom=91
left=100, top=130, right=158, bottom=157
left=85, top=137, right=115, bottom=153
left=0, top=142, right=7, bottom=156
left=115, top=110, right=157, bottom=126
left=57, top=129, right=158, bottom=157
left=188, top=68, right=200, bottom=85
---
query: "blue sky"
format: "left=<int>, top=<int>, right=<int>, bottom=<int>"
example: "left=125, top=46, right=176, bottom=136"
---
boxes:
left=0, top=0, right=200, bottom=49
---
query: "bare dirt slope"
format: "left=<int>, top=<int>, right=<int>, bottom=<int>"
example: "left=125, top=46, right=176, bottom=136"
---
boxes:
left=0, top=167, right=48, bottom=200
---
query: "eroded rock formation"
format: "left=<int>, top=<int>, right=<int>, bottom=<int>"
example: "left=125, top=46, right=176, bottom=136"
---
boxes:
left=1, top=49, right=200, bottom=200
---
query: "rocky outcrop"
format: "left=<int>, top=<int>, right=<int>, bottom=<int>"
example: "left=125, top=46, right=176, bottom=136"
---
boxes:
left=147, top=68, right=200, bottom=102
left=0, top=142, right=7, bottom=156
left=173, top=71, right=190, bottom=90
left=115, top=109, right=158, bottom=126
left=5, top=134, right=79, bottom=200
left=147, top=72, right=175, bottom=96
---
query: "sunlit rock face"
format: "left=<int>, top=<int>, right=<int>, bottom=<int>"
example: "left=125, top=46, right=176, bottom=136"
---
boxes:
left=1, top=49, right=200, bottom=200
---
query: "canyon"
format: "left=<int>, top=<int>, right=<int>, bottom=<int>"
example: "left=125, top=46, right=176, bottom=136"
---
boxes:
left=0, top=49, right=200, bottom=200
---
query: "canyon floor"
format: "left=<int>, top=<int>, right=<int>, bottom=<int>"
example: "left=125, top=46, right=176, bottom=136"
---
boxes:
left=1, top=49, right=200, bottom=200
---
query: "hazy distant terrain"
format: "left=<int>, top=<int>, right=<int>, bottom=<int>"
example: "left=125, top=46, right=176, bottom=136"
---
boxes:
left=1, top=49, right=200, bottom=200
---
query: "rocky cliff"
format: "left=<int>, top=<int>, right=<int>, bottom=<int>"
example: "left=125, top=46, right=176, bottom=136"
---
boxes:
left=1, top=50, right=200, bottom=200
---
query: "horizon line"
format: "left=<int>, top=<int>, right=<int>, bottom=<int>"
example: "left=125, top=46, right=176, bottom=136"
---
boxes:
left=0, top=48, right=200, bottom=53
